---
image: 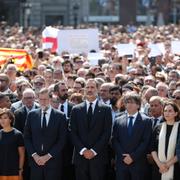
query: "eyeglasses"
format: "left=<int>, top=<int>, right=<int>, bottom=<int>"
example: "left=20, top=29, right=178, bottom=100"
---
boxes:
left=172, top=96, right=180, bottom=100
left=23, top=97, right=35, bottom=100
left=34, top=82, right=44, bottom=86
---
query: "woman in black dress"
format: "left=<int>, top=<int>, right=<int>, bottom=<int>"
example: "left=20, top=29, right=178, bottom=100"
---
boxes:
left=0, top=108, right=25, bottom=180
left=151, top=101, right=180, bottom=180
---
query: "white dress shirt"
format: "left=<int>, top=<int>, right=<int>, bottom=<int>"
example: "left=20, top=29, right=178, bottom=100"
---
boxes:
left=85, top=99, right=97, bottom=113
left=58, top=100, right=68, bottom=118
left=127, top=112, right=139, bottom=126
left=80, top=98, right=98, bottom=156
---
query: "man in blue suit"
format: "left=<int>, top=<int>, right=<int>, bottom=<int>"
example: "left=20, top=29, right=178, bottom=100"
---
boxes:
left=112, top=92, right=152, bottom=180
left=24, top=88, right=67, bottom=180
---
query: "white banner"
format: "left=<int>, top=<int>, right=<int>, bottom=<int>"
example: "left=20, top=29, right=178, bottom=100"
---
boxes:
left=57, top=29, right=99, bottom=54
left=171, top=41, right=180, bottom=54
left=117, top=43, right=136, bottom=57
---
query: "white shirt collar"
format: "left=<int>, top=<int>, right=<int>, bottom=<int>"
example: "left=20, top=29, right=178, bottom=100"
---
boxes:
left=59, top=100, right=68, bottom=106
left=85, top=98, right=97, bottom=106
left=152, top=116, right=162, bottom=120
left=127, top=111, right=139, bottom=126
left=25, top=103, right=36, bottom=112
left=127, top=111, right=138, bottom=119
left=42, top=106, right=52, bottom=114
left=85, top=98, right=98, bottom=112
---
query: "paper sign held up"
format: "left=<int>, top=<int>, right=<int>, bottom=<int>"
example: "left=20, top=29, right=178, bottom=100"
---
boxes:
left=171, top=41, right=180, bottom=54
left=58, top=29, right=99, bottom=54
left=117, top=44, right=135, bottom=57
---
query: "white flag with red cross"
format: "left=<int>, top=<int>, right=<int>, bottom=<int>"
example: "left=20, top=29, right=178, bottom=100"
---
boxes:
left=42, top=26, right=59, bottom=53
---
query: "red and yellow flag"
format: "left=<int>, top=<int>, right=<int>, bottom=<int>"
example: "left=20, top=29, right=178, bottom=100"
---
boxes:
left=0, top=48, right=33, bottom=71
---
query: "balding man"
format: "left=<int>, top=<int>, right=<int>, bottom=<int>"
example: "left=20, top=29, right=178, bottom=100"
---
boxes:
left=14, top=88, right=39, bottom=180
left=14, top=88, right=39, bottom=133
left=100, top=83, right=114, bottom=105
left=0, top=73, right=12, bottom=94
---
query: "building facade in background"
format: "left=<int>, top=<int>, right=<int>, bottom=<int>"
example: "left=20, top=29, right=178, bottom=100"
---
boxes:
left=0, top=0, right=180, bottom=27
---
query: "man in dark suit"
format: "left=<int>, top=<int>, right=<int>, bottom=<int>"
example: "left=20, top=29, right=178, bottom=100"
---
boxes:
left=112, top=92, right=152, bottom=180
left=14, top=88, right=39, bottom=133
left=145, top=96, right=164, bottom=180
left=24, top=88, right=67, bottom=180
left=14, top=88, right=39, bottom=180
left=149, top=96, right=164, bottom=128
left=54, top=81, right=73, bottom=119
left=54, top=81, right=74, bottom=180
left=70, top=78, right=112, bottom=180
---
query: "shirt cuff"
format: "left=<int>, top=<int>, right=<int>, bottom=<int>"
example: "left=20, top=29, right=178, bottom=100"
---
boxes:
left=90, top=149, right=97, bottom=156
left=32, top=153, right=37, bottom=157
left=80, top=148, right=87, bottom=155
left=48, top=153, right=52, bottom=158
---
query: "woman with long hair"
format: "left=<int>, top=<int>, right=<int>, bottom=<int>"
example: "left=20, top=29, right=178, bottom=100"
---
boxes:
left=151, top=101, right=180, bottom=180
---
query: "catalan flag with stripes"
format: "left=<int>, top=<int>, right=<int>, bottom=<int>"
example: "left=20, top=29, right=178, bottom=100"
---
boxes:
left=0, top=48, right=33, bottom=71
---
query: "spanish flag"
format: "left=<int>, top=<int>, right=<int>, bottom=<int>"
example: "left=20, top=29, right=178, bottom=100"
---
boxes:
left=0, top=48, right=33, bottom=71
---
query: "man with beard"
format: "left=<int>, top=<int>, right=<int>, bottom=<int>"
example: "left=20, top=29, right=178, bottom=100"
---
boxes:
left=54, top=81, right=74, bottom=180
left=105, top=85, right=122, bottom=180
left=54, top=81, right=73, bottom=119
left=109, top=85, right=122, bottom=124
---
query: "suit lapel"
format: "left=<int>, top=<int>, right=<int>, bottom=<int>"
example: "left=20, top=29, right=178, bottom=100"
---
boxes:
left=120, top=114, right=129, bottom=138
left=47, top=109, right=55, bottom=128
left=37, top=109, right=42, bottom=129
left=90, top=101, right=100, bottom=129
left=23, top=106, right=28, bottom=118
left=82, top=102, right=88, bottom=129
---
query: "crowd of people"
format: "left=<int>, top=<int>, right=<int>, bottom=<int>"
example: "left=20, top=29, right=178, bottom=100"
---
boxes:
left=0, top=21, right=180, bottom=180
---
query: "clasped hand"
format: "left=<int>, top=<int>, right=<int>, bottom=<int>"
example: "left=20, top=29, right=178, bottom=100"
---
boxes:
left=83, top=149, right=95, bottom=160
left=159, top=163, right=169, bottom=174
left=33, top=154, right=51, bottom=166
left=123, top=154, right=133, bottom=165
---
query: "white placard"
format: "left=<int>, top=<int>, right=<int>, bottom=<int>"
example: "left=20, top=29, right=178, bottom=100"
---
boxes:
left=156, top=43, right=166, bottom=55
left=171, top=41, right=180, bottom=54
left=57, top=29, right=99, bottom=54
left=148, top=44, right=162, bottom=57
left=117, top=44, right=135, bottom=57
left=87, top=52, right=104, bottom=65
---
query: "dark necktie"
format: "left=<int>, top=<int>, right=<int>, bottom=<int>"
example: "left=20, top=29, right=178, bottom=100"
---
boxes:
left=87, top=103, right=93, bottom=127
left=42, top=112, right=47, bottom=129
left=153, top=118, right=158, bottom=128
left=128, top=116, right=134, bottom=136
left=61, top=104, right=64, bottom=112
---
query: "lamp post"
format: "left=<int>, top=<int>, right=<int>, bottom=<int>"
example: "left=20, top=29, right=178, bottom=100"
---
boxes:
left=173, top=0, right=177, bottom=24
left=22, top=2, right=32, bottom=28
left=73, top=3, right=79, bottom=29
